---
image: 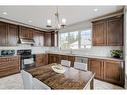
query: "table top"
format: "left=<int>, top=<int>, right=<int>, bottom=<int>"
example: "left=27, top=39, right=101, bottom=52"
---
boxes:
left=27, top=63, right=95, bottom=89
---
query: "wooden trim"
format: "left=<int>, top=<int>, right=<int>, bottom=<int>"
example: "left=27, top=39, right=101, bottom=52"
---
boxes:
left=91, top=9, right=124, bottom=22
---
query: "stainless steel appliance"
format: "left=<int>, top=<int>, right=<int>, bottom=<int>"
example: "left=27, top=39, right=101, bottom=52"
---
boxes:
left=17, top=49, right=35, bottom=70
left=75, top=57, right=88, bottom=70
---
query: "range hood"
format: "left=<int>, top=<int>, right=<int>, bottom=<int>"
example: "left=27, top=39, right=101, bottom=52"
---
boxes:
left=18, top=38, right=35, bottom=45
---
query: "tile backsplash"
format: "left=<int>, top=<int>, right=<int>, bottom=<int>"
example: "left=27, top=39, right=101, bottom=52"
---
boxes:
left=59, top=46, right=123, bottom=57
left=0, top=45, right=59, bottom=55
left=0, top=45, right=123, bottom=57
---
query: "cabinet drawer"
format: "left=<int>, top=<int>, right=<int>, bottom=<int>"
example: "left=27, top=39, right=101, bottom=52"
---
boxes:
left=0, top=61, right=19, bottom=68
left=0, top=65, right=19, bottom=77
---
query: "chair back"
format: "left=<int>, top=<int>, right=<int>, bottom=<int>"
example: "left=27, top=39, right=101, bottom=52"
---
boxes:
left=21, top=70, right=33, bottom=89
left=61, top=60, right=71, bottom=67
left=74, top=62, right=87, bottom=71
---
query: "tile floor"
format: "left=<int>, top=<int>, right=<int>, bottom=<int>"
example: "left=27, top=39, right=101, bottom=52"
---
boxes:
left=0, top=73, right=124, bottom=90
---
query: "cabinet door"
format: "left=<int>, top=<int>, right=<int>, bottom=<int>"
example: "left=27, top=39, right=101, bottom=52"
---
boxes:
left=28, top=28, right=33, bottom=39
left=103, top=60, right=124, bottom=86
left=48, top=54, right=60, bottom=64
left=0, top=22, right=7, bottom=46
left=39, top=32, right=44, bottom=46
left=19, top=26, right=27, bottom=38
left=92, top=20, right=107, bottom=46
left=0, top=56, right=20, bottom=78
left=88, top=58, right=103, bottom=79
left=33, top=30, right=40, bottom=46
left=44, top=32, right=51, bottom=46
left=35, top=54, right=48, bottom=67
left=107, top=16, right=123, bottom=46
left=51, top=31, right=58, bottom=47
left=7, top=24, right=18, bottom=46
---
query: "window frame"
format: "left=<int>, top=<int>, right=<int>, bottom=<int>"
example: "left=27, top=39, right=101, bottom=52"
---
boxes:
left=59, top=28, right=92, bottom=50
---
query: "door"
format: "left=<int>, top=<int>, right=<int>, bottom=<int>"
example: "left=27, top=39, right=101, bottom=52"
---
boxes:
left=92, top=20, right=107, bottom=46
left=7, top=24, right=18, bottom=46
left=0, top=22, right=7, bottom=46
left=107, top=16, right=123, bottom=46
left=88, top=58, right=103, bottom=79
left=103, top=60, right=124, bottom=86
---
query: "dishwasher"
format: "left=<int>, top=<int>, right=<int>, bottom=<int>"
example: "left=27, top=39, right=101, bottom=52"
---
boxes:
left=74, top=57, right=88, bottom=71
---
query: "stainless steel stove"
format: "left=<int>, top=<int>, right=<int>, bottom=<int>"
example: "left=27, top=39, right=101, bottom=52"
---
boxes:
left=17, top=49, right=35, bottom=70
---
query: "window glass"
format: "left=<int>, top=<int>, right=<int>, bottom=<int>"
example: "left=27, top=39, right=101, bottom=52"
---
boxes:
left=80, top=29, right=92, bottom=48
left=69, top=31, right=79, bottom=49
left=60, top=32, right=69, bottom=49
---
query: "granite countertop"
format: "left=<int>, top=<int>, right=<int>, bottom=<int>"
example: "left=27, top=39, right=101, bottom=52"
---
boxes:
left=47, top=52, right=124, bottom=62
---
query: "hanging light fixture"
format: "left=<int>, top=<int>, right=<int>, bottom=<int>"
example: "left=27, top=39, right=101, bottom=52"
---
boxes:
left=46, top=7, right=66, bottom=30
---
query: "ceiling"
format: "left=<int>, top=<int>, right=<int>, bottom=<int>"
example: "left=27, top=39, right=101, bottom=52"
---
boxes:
left=0, top=6, right=123, bottom=29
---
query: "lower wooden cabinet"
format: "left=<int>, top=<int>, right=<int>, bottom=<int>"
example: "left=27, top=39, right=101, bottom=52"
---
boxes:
left=48, top=54, right=60, bottom=64
left=0, top=56, right=20, bottom=77
left=88, top=58, right=103, bottom=80
left=103, top=60, right=124, bottom=86
left=88, top=58, right=124, bottom=87
left=35, top=54, right=48, bottom=67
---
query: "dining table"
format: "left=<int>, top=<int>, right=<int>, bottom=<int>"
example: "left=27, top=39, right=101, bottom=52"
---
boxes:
left=27, top=63, right=95, bottom=89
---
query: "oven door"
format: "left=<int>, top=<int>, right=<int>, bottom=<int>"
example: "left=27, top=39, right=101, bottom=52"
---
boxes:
left=21, top=55, right=35, bottom=70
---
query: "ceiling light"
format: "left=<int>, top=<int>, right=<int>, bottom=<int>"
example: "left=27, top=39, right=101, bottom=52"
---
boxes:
left=28, top=20, right=32, bottom=23
left=94, top=8, right=98, bottom=12
left=46, top=7, right=66, bottom=30
left=2, top=12, right=8, bottom=15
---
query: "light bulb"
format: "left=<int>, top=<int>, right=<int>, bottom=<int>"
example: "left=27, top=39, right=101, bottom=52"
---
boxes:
left=47, top=19, right=51, bottom=26
left=62, top=18, right=66, bottom=25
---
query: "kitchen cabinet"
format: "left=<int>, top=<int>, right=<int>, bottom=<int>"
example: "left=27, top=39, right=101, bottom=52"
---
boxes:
left=92, top=20, right=107, bottom=46
left=88, top=58, right=124, bottom=87
left=48, top=54, right=60, bottom=64
left=88, top=58, right=103, bottom=80
left=19, top=26, right=33, bottom=39
left=7, top=24, right=18, bottom=46
left=0, top=22, right=7, bottom=46
left=0, top=22, right=18, bottom=46
left=35, top=54, right=48, bottom=67
left=44, top=32, right=52, bottom=46
left=33, top=30, right=44, bottom=46
left=103, top=60, right=124, bottom=86
left=107, top=16, right=123, bottom=45
left=44, top=31, right=58, bottom=47
left=0, top=56, right=20, bottom=77
left=92, top=15, right=123, bottom=46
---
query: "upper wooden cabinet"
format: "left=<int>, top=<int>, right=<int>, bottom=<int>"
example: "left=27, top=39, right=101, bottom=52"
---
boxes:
left=44, top=32, right=52, bottom=46
left=7, top=24, right=18, bottom=46
left=33, top=30, right=44, bottom=46
left=0, top=22, right=18, bottom=46
left=0, top=22, right=7, bottom=46
left=44, top=31, right=58, bottom=47
left=107, top=16, right=123, bottom=46
left=19, top=26, right=33, bottom=39
left=92, top=20, right=107, bottom=46
left=92, top=15, right=123, bottom=46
